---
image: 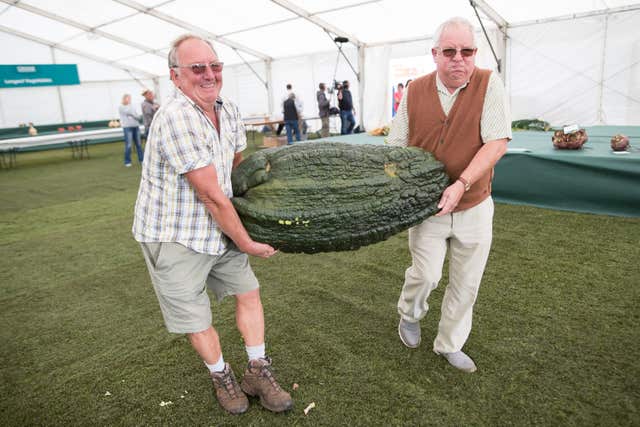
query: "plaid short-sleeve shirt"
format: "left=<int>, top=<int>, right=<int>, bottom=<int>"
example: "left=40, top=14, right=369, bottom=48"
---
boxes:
left=132, top=89, right=247, bottom=255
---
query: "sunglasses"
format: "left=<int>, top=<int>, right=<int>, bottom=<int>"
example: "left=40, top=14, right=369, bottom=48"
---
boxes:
left=438, top=48, right=477, bottom=58
left=172, top=61, right=224, bottom=74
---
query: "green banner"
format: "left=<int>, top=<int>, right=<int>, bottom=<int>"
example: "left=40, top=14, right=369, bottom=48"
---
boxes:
left=0, top=64, right=80, bottom=88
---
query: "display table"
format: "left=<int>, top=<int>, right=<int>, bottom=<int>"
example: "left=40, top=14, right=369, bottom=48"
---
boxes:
left=0, top=127, right=135, bottom=168
left=308, top=126, right=640, bottom=217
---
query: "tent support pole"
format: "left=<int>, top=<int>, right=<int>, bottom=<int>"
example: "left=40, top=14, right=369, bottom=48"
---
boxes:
left=501, top=29, right=508, bottom=86
left=266, top=59, right=274, bottom=118
left=152, top=77, right=160, bottom=103
left=597, top=14, right=609, bottom=125
left=470, top=0, right=502, bottom=73
left=234, top=48, right=268, bottom=89
left=358, top=45, right=365, bottom=131
left=326, top=30, right=359, bottom=81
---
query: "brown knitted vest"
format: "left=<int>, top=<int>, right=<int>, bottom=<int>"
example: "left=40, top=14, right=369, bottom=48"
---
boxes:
left=407, top=67, right=492, bottom=211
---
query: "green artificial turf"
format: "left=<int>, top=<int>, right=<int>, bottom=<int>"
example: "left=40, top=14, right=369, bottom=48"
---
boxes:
left=1, top=135, right=639, bottom=426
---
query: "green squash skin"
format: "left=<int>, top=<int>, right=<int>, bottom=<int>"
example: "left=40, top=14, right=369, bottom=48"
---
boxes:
left=231, top=142, right=450, bottom=253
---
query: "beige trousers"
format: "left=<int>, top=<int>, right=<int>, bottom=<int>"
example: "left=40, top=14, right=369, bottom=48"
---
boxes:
left=320, top=116, right=330, bottom=137
left=397, top=196, right=494, bottom=353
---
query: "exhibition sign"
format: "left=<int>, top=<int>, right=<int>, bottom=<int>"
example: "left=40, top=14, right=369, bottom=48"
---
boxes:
left=0, top=64, right=80, bottom=88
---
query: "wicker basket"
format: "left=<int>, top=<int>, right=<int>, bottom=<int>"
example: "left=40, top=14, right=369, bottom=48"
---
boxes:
left=552, top=129, right=588, bottom=149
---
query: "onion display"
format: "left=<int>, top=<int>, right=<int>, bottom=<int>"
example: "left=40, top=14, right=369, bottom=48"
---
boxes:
left=552, top=129, right=588, bottom=149
left=610, top=134, right=630, bottom=151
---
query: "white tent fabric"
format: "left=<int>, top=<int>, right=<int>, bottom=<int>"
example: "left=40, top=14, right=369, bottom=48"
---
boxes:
left=507, top=11, right=640, bottom=125
left=0, top=0, right=639, bottom=129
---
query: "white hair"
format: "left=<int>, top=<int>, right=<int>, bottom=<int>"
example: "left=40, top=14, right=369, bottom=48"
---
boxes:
left=432, top=17, right=476, bottom=48
left=168, top=34, right=217, bottom=69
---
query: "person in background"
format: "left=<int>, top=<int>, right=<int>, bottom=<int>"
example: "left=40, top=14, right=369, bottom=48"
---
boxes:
left=317, top=82, right=330, bottom=137
left=393, top=82, right=404, bottom=115
left=405, top=79, right=413, bottom=87
left=277, top=83, right=301, bottom=136
left=337, top=80, right=355, bottom=134
left=388, top=16, right=511, bottom=373
left=118, top=94, right=143, bottom=167
left=282, top=83, right=294, bottom=102
left=132, top=34, right=293, bottom=415
left=282, top=92, right=302, bottom=144
left=141, top=89, right=160, bottom=141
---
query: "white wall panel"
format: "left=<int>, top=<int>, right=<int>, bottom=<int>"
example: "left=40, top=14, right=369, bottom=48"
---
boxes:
left=0, top=86, right=62, bottom=126
left=221, top=61, right=268, bottom=119
left=599, top=11, right=640, bottom=125
left=60, top=79, right=153, bottom=123
left=507, top=12, right=640, bottom=126
left=106, top=81, right=154, bottom=119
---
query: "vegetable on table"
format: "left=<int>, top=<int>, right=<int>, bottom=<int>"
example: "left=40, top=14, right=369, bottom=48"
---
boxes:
left=610, top=134, right=630, bottom=151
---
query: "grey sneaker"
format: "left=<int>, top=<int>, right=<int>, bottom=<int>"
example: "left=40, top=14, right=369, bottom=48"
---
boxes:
left=398, top=318, right=421, bottom=348
left=241, top=357, right=293, bottom=413
left=441, top=351, right=477, bottom=373
left=210, top=363, right=249, bottom=415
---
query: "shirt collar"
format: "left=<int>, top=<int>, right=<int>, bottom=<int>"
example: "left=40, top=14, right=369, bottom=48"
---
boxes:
left=435, top=73, right=469, bottom=97
left=173, top=87, right=223, bottom=112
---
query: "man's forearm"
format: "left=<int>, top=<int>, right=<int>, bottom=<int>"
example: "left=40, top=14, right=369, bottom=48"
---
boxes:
left=459, top=139, right=508, bottom=184
left=199, top=194, right=253, bottom=251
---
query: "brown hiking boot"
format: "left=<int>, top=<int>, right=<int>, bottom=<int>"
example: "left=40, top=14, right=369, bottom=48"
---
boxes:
left=240, top=357, right=293, bottom=412
left=210, top=363, right=249, bottom=415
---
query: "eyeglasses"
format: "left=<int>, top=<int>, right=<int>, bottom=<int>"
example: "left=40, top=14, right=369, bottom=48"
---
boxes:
left=438, top=48, right=477, bottom=58
left=171, top=61, right=224, bottom=74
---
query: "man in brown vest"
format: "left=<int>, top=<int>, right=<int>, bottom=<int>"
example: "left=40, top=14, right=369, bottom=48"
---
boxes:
left=388, top=17, right=512, bottom=372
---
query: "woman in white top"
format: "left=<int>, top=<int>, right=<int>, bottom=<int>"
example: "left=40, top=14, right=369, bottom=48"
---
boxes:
left=118, top=94, right=143, bottom=167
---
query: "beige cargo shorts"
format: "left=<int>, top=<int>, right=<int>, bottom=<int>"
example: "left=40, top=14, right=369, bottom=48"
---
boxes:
left=139, top=241, right=259, bottom=333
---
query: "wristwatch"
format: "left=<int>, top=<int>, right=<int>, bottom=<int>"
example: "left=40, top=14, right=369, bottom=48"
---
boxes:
left=457, top=176, right=471, bottom=192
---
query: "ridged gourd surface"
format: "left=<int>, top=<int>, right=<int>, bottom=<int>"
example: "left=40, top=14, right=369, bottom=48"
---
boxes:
left=231, top=142, right=449, bottom=253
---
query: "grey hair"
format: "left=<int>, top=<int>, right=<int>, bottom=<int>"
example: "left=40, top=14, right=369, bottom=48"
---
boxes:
left=432, top=17, right=476, bottom=48
left=168, top=34, right=218, bottom=69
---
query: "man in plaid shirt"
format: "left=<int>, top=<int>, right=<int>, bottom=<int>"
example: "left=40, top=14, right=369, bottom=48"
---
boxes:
left=133, top=34, right=293, bottom=415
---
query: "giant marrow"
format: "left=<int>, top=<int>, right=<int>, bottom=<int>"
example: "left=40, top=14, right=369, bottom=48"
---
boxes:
left=231, top=142, right=449, bottom=253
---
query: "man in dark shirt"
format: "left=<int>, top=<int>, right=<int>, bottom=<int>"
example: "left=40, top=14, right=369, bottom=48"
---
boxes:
left=337, top=80, right=355, bottom=134
left=282, top=93, right=301, bottom=144
left=141, top=89, right=160, bottom=140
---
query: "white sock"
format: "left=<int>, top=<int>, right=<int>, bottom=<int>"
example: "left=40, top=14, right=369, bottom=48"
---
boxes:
left=205, top=355, right=225, bottom=373
left=246, top=343, right=266, bottom=361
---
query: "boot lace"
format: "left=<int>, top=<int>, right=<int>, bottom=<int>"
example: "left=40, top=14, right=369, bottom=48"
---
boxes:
left=214, top=369, right=240, bottom=398
left=257, top=358, right=282, bottom=392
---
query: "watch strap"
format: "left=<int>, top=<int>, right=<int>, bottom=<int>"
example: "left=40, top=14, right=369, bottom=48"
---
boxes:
left=457, top=176, right=471, bottom=192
